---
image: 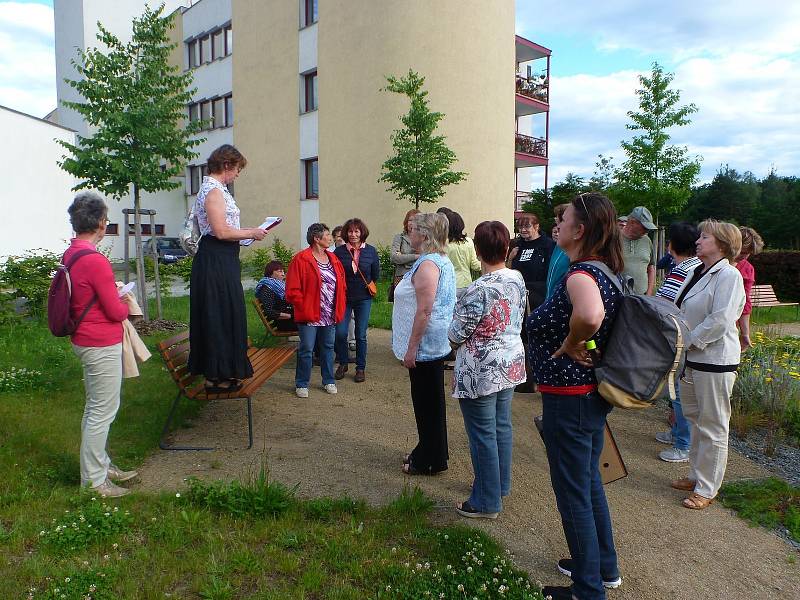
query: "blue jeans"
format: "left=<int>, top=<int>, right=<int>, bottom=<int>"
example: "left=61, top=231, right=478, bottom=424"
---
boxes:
left=335, top=298, right=372, bottom=370
left=671, top=388, right=691, bottom=451
left=542, top=392, right=619, bottom=600
left=458, top=387, right=514, bottom=513
left=296, top=324, right=335, bottom=388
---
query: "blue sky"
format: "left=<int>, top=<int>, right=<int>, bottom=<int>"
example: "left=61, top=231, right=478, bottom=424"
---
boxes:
left=3, top=0, right=799, bottom=186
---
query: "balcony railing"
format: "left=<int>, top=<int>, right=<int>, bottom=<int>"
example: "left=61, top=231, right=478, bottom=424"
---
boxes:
left=516, top=75, right=549, bottom=104
left=515, top=133, right=547, bottom=158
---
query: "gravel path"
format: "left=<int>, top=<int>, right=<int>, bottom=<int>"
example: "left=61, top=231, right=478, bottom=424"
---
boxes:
left=137, top=329, right=799, bottom=599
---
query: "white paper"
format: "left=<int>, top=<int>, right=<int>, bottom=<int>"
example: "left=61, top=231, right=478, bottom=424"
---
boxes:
left=241, top=216, right=282, bottom=246
left=118, top=281, right=136, bottom=297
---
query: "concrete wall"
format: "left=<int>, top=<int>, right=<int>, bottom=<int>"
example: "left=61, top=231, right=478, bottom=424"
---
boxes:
left=318, top=0, right=515, bottom=247
left=232, top=0, right=302, bottom=249
left=0, top=107, right=76, bottom=257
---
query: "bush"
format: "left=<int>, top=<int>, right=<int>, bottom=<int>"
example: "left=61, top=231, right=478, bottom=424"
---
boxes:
left=240, top=247, right=272, bottom=279
left=376, top=243, right=394, bottom=282
left=0, top=249, right=61, bottom=315
left=269, top=238, right=295, bottom=269
left=750, top=251, right=800, bottom=302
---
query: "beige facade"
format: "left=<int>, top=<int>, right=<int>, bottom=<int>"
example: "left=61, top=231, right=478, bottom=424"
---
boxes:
left=231, top=0, right=515, bottom=251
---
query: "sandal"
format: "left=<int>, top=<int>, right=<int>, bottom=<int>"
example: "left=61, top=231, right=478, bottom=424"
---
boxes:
left=670, top=477, right=697, bottom=491
left=682, top=492, right=715, bottom=510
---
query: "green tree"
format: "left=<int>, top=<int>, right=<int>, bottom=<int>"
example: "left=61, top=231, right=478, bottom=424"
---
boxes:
left=614, top=62, right=701, bottom=223
left=58, top=3, right=204, bottom=319
left=522, top=173, right=588, bottom=231
left=680, top=166, right=760, bottom=225
left=380, top=70, right=467, bottom=210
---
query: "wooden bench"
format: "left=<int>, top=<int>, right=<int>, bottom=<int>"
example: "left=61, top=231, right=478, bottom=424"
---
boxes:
left=157, top=330, right=296, bottom=451
left=252, top=298, right=298, bottom=339
left=751, top=284, right=799, bottom=314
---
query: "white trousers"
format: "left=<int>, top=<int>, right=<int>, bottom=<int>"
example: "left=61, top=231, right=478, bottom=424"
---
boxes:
left=679, top=367, right=736, bottom=499
left=73, top=343, right=122, bottom=487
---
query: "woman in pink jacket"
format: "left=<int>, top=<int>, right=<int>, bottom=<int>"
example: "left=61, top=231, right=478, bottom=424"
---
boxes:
left=66, top=192, right=137, bottom=498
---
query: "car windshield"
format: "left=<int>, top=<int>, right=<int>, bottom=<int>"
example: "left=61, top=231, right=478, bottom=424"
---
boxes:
left=157, top=238, right=181, bottom=249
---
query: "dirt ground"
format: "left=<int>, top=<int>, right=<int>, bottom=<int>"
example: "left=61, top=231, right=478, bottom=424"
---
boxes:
left=138, top=328, right=799, bottom=599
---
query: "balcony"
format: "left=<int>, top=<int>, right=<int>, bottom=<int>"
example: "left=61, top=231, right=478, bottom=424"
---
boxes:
left=516, top=35, right=550, bottom=63
left=515, top=190, right=531, bottom=212
left=515, top=133, right=548, bottom=167
left=516, top=74, right=549, bottom=116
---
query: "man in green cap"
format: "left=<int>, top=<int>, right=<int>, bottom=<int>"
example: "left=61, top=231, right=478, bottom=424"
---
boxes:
left=621, top=206, right=657, bottom=295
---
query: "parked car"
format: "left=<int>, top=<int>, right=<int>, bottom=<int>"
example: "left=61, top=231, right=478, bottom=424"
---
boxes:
left=145, top=237, right=188, bottom=264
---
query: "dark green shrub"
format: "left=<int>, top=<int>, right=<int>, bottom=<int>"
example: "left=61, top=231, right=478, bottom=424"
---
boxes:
left=750, top=251, right=800, bottom=301
left=270, top=238, right=295, bottom=269
left=0, top=249, right=61, bottom=315
left=376, top=243, right=394, bottom=281
left=240, top=247, right=272, bottom=279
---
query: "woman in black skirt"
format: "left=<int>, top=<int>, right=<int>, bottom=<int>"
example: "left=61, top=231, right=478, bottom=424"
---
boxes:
left=188, top=145, right=270, bottom=393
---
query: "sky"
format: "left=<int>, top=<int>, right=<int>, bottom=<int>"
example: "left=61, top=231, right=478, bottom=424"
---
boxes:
left=2, top=0, right=799, bottom=186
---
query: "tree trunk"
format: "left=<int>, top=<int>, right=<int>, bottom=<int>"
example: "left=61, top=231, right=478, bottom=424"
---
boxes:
left=133, top=184, right=149, bottom=321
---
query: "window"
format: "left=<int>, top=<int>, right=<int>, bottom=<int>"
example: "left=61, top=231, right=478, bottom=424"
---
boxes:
left=105, top=223, right=119, bottom=236
left=212, top=29, right=224, bottom=60
left=303, top=70, right=318, bottom=112
left=188, top=40, right=199, bottom=68
left=200, top=100, right=212, bottom=124
left=189, top=165, right=202, bottom=195
left=303, top=0, right=318, bottom=27
left=188, top=102, right=200, bottom=123
left=225, top=95, right=233, bottom=127
left=213, top=97, right=225, bottom=128
left=200, top=34, right=211, bottom=64
left=304, top=158, right=319, bottom=198
left=128, top=224, right=165, bottom=236
left=225, top=26, right=233, bottom=55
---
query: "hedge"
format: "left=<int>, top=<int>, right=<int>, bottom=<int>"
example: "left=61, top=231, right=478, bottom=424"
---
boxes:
left=750, top=251, right=800, bottom=301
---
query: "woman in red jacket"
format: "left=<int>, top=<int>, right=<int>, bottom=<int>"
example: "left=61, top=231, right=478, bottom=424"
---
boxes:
left=66, top=192, right=136, bottom=498
left=285, top=223, right=347, bottom=398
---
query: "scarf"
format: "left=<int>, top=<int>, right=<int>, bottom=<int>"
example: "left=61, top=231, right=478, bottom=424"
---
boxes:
left=256, top=276, right=285, bottom=299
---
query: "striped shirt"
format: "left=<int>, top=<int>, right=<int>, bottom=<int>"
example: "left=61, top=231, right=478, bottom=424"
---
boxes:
left=307, top=260, right=337, bottom=326
left=657, top=256, right=702, bottom=303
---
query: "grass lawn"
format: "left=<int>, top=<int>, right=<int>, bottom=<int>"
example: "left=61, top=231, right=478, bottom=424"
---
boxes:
left=751, top=305, right=800, bottom=326
left=0, top=293, right=543, bottom=599
left=719, top=478, right=800, bottom=544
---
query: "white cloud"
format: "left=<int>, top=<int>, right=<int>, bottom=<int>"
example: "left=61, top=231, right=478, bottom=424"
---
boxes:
left=0, top=2, right=55, bottom=117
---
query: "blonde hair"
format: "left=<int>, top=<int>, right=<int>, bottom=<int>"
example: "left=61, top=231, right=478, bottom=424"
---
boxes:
left=699, top=219, right=742, bottom=262
left=412, top=213, right=449, bottom=255
left=739, top=226, right=764, bottom=256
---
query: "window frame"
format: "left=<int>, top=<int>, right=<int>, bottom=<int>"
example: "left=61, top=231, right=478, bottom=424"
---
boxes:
left=303, top=70, right=318, bottom=113
left=304, top=158, right=319, bottom=199
left=224, top=25, right=233, bottom=56
left=199, top=34, right=211, bottom=64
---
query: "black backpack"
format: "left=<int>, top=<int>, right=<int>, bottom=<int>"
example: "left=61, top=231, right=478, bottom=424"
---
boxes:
left=47, top=250, right=98, bottom=337
left=587, top=261, right=690, bottom=409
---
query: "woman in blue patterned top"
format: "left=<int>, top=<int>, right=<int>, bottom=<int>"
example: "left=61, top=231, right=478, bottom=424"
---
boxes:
left=448, top=221, right=527, bottom=519
left=392, top=213, right=456, bottom=475
left=528, top=193, right=625, bottom=600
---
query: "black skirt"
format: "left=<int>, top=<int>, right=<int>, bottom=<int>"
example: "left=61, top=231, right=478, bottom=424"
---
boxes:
left=188, top=235, right=253, bottom=381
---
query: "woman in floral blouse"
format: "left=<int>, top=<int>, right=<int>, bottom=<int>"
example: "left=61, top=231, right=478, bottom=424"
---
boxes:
left=448, top=221, right=527, bottom=519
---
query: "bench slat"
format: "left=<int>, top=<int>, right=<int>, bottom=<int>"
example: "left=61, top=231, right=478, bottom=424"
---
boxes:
left=158, top=330, right=190, bottom=351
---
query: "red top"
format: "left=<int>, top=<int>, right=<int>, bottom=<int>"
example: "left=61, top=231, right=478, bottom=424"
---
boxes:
left=736, top=258, right=755, bottom=316
left=285, top=247, right=347, bottom=323
left=65, top=239, right=129, bottom=347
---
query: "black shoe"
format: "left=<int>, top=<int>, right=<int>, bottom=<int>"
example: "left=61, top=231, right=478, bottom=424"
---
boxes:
left=334, top=364, right=348, bottom=380
left=541, top=585, right=574, bottom=600
left=455, top=500, right=498, bottom=520
left=557, top=559, right=622, bottom=589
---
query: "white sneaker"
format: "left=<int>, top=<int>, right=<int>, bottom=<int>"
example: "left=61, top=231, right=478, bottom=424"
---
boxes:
left=659, top=447, right=689, bottom=463
left=108, top=464, right=139, bottom=482
left=348, top=341, right=356, bottom=351
left=655, top=431, right=673, bottom=445
left=92, top=479, right=130, bottom=498
left=323, top=384, right=338, bottom=394
left=295, top=387, right=309, bottom=398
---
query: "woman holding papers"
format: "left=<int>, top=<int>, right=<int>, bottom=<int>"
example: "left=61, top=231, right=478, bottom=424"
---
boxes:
left=188, top=144, right=271, bottom=394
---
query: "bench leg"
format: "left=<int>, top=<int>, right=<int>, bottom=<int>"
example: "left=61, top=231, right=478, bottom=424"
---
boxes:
left=159, top=389, right=215, bottom=452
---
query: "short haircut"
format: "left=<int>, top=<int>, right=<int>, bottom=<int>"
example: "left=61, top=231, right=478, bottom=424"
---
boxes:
left=403, top=209, right=420, bottom=234
left=473, top=221, right=510, bottom=264
left=699, top=219, right=742, bottom=262
left=447, top=211, right=467, bottom=243
left=739, top=226, right=764, bottom=256
left=668, top=222, right=700, bottom=256
left=263, top=260, right=285, bottom=277
left=68, top=191, right=108, bottom=234
left=412, top=213, right=449, bottom=254
left=207, top=144, right=247, bottom=173
left=341, top=217, right=370, bottom=242
left=331, top=225, right=343, bottom=238
left=554, top=203, right=570, bottom=222
left=516, top=213, right=539, bottom=227
left=306, top=222, right=329, bottom=246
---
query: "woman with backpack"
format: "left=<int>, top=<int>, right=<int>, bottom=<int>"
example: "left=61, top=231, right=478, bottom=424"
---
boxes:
left=65, top=192, right=137, bottom=498
left=671, top=221, right=745, bottom=510
left=527, top=193, right=624, bottom=600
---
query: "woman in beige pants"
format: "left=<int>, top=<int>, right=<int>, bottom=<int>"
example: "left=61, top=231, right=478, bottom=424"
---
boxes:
left=671, top=220, right=745, bottom=510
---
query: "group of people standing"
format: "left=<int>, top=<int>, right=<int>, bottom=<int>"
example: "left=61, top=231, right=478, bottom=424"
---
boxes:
left=62, top=141, right=765, bottom=600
